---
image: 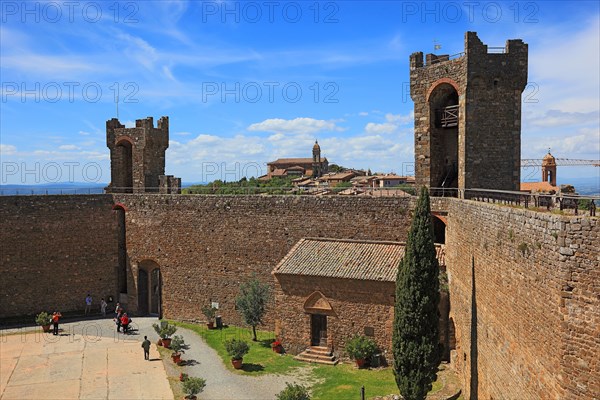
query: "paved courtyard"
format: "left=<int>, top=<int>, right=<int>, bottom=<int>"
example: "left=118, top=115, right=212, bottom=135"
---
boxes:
left=0, top=318, right=172, bottom=400
left=1, top=317, right=310, bottom=400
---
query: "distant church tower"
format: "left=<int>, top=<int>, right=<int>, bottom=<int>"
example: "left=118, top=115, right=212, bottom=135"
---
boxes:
left=312, top=140, right=322, bottom=178
left=542, top=151, right=557, bottom=186
left=410, top=32, right=528, bottom=191
left=105, top=116, right=174, bottom=193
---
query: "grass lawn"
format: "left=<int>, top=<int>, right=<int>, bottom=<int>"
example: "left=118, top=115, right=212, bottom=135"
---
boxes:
left=171, top=321, right=303, bottom=375
left=309, top=364, right=442, bottom=400
left=170, top=321, right=449, bottom=399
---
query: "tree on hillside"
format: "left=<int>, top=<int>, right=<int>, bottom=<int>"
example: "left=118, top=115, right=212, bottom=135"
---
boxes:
left=392, top=186, right=441, bottom=400
left=235, top=276, right=271, bottom=341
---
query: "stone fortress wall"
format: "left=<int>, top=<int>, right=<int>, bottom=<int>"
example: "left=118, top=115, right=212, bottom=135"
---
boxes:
left=0, top=195, right=119, bottom=318
left=1, top=193, right=597, bottom=398
left=445, top=200, right=599, bottom=399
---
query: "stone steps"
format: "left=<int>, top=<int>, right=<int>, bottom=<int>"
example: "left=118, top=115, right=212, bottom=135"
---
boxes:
left=294, top=346, right=338, bottom=366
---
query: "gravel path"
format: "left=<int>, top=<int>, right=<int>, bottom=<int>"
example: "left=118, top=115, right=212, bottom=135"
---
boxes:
left=171, top=325, right=311, bottom=400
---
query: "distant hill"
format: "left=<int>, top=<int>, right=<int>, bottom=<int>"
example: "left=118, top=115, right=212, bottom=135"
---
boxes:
left=0, top=182, right=204, bottom=196
left=0, top=182, right=107, bottom=195
left=558, top=177, right=600, bottom=196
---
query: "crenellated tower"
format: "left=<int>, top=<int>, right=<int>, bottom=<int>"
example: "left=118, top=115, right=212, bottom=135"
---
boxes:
left=105, top=116, right=172, bottom=193
left=410, top=32, right=528, bottom=192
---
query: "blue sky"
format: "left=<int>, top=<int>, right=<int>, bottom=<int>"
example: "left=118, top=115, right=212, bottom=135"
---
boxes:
left=1, top=0, right=599, bottom=186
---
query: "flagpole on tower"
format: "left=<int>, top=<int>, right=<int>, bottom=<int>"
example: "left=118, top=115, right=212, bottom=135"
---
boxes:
left=116, top=95, right=119, bottom=120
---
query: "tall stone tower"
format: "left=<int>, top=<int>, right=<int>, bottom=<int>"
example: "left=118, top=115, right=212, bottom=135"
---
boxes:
left=410, top=32, right=528, bottom=192
left=542, top=151, right=557, bottom=186
left=105, top=116, right=169, bottom=193
left=312, top=140, right=322, bottom=178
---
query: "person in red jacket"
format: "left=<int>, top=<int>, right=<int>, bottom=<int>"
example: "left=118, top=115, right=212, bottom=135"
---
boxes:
left=51, top=311, right=62, bottom=335
left=121, top=313, right=130, bottom=334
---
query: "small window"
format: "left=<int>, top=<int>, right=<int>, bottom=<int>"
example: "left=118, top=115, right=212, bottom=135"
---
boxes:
left=364, top=327, right=375, bottom=337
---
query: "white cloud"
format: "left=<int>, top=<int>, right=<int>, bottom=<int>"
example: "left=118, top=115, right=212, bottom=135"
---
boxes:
left=365, top=122, right=397, bottom=135
left=163, top=65, right=176, bottom=82
left=525, top=109, right=599, bottom=129
left=247, top=118, right=345, bottom=135
left=58, top=145, right=80, bottom=151
left=117, top=33, right=159, bottom=70
left=527, top=18, right=600, bottom=112
left=523, top=127, right=600, bottom=158
left=364, top=112, right=413, bottom=135
left=0, top=144, right=17, bottom=155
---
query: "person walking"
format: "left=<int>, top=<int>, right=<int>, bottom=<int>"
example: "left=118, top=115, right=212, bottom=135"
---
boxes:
left=141, top=336, right=151, bottom=360
left=85, top=294, right=92, bottom=315
left=51, top=311, right=62, bottom=336
left=115, top=309, right=123, bottom=333
left=100, top=298, right=107, bottom=317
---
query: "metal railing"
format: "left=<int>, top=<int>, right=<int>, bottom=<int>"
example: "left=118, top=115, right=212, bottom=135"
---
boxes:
left=0, top=187, right=106, bottom=196
left=426, top=52, right=465, bottom=66
left=2, top=185, right=598, bottom=216
left=487, top=47, right=506, bottom=54
left=461, top=188, right=599, bottom=216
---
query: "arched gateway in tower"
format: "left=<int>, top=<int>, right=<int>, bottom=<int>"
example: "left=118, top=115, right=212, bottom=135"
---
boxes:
left=105, top=116, right=181, bottom=194
left=410, top=32, right=528, bottom=192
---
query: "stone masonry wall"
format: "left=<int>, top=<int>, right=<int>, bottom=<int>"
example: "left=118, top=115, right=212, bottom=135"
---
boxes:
left=446, top=199, right=599, bottom=399
left=0, top=195, right=119, bottom=318
left=274, top=274, right=396, bottom=361
left=1, top=192, right=597, bottom=399
left=111, top=195, right=415, bottom=326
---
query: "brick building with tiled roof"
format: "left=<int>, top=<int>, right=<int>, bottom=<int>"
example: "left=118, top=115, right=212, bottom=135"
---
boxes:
left=271, top=238, right=449, bottom=364
left=264, top=141, right=329, bottom=179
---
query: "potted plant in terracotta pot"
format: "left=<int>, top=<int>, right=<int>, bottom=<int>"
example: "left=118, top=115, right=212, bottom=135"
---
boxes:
left=152, top=320, right=177, bottom=348
left=271, top=340, right=284, bottom=354
left=170, top=335, right=185, bottom=365
left=182, top=376, right=206, bottom=400
left=201, top=306, right=217, bottom=329
left=224, top=338, right=249, bottom=369
left=35, top=312, right=52, bottom=333
left=345, top=334, right=377, bottom=368
left=179, top=372, right=188, bottom=382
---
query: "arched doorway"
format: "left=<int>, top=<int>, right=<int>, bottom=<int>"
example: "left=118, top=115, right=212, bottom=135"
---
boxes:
left=113, top=204, right=128, bottom=294
left=138, top=260, right=161, bottom=317
left=428, top=83, right=459, bottom=189
left=432, top=215, right=447, bottom=244
left=114, top=139, right=133, bottom=193
left=138, top=269, right=149, bottom=315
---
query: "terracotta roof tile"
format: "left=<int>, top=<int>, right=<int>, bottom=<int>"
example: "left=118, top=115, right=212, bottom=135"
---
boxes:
left=272, top=238, right=445, bottom=282
left=520, top=181, right=559, bottom=193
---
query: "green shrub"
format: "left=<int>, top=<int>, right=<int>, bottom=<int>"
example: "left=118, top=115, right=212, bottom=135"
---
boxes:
left=152, top=320, right=177, bottom=339
left=202, top=306, right=217, bottom=321
left=170, top=335, right=185, bottom=353
left=35, top=312, right=52, bottom=326
left=276, top=382, right=311, bottom=400
left=182, top=377, right=206, bottom=397
left=345, top=335, right=378, bottom=360
left=224, top=338, right=249, bottom=360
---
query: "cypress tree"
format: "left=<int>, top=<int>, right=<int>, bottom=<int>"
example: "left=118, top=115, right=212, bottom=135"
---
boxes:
left=392, top=186, right=441, bottom=400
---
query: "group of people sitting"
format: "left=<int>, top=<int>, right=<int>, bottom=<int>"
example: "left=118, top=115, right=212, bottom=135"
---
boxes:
left=114, top=303, right=132, bottom=334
